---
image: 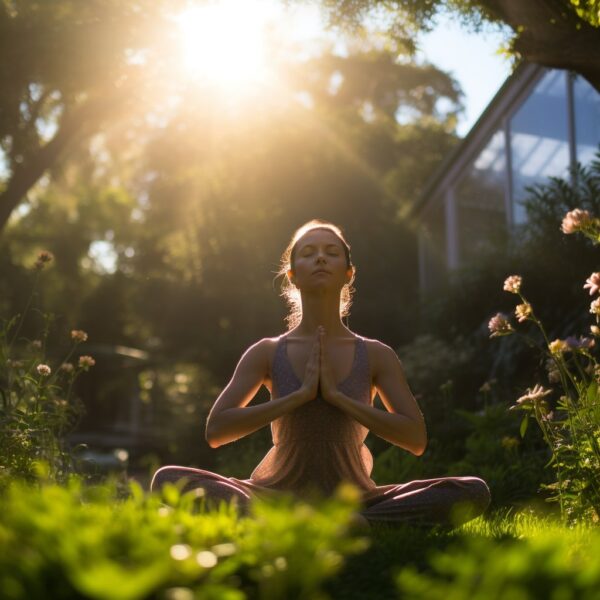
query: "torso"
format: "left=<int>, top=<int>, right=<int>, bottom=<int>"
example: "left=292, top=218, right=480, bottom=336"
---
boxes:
left=263, top=333, right=378, bottom=404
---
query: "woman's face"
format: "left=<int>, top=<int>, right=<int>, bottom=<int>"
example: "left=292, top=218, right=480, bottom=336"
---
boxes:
left=289, top=228, right=351, bottom=291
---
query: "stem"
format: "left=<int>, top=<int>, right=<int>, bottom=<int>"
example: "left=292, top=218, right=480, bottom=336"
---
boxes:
left=7, top=272, right=40, bottom=350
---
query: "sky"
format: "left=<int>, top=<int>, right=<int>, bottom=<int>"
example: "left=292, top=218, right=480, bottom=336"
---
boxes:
left=416, top=15, right=513, bottom=136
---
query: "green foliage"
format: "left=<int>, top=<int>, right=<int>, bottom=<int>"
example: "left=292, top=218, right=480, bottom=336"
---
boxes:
left=0, top=475, right=369, bottom=600
left=0, top=255, right=91, bottom=484
left=396, top=521, right=600, bottom=599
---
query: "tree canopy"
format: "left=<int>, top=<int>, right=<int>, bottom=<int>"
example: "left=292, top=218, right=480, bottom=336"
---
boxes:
left=317, top=0, right=600, bottom=92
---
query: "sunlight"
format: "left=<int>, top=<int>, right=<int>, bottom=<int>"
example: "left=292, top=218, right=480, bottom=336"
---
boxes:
left=174, top=0, right=275, bottom=89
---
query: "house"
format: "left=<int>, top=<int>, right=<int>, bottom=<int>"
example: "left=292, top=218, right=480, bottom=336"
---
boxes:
left=413, top=62, right=600, bottom=291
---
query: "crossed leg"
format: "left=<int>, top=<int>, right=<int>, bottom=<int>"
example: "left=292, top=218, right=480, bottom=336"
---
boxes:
left=359, top=476, right=491, bottom=527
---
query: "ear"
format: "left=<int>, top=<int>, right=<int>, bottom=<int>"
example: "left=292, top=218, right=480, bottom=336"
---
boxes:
left=287, top=269, right=295, bottom=284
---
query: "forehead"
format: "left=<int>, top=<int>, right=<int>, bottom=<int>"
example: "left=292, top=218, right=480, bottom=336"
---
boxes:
left=295, top=229, right=344, bottom=250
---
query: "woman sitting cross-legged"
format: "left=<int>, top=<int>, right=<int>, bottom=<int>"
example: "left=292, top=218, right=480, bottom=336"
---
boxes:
left=151, top=219, right=491, bottom=529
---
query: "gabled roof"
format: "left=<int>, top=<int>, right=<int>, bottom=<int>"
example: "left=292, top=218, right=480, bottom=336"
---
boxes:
left=410, top=61, right=545, bottom=219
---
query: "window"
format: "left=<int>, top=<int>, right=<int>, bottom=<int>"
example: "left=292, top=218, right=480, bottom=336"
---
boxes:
left=455, top=129, right=507, bottom=263
left=510, top=70, right=570, bottom=224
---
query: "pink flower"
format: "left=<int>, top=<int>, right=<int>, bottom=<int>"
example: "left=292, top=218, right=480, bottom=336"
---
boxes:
left=503, top=275, right=522, bottom=294
left=513, top=384, right=552, bottom=414
left=78, top=355, right=95, bottom=370
left=561, top=209, right=592, bottom=234
left=71, top=330, right=88, bottom=343
left=60, top=362, right=75, bottom=373
left=488, top=313, right=514, bottom=337
left=584, top=272, right=600, bottom=296
left=590, top=298, right=600, bottom=315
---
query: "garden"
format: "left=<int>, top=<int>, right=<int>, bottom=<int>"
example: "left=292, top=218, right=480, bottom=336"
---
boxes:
left=2, top=1, right=600, bottom=598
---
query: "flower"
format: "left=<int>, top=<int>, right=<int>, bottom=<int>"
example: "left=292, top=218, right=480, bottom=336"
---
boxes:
left=31, top=339, right=42, bottom=350
left=479, top=381, right=492, bottom=393
left=60, top=362, right=74, bottom=373
left=561, top=209, right=592, bottom=234
left=78, top=355, right=95, bottom=370
left=564, top=336, right=595, bottom=350
left=34, top=250, right=54, bottom=270
left=70, top=330, right=88, bottom=343
left=7, top=359, right=25, bottom=369
left=549, top=339, right=569, bottom=354
left=488, top=313, right=514, bottom=337
left=591, top=298, right=600, bottom=315
left=36, top=364, right=51, bottom=376
left=515, top=384, right=552, bottom=413
left=584, top=272, right=600, bottom=296
left=591, top=325, right=600, bottom=336
left=503, top=275, right=522, bottom=294
left=515, top=302, right=532, bottom=323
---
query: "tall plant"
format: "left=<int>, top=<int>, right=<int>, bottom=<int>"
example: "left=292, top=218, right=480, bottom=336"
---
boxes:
left=489, top=209, right=600, bottom=523
left=0, top=251, right=95, bottom=485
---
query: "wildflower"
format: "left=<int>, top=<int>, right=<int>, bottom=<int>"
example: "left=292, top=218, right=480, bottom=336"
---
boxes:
left=479, top=381, right=492, bottom=393
left=591, top=325, right=600, bottom=336
left=34, top=250, right=54, bottom=270
left=561, top=208, right=592, bottom=234
left=488, top=313, right=514, bottom=337
left=31, top=339, right=42, bottom=350
left=60, top=362, right=74, bottom=373
left=514, top=384, right=552, bottom=413
left=70, top=330, right=88, bottom=343
left=564, top=336, right=595, bottom=350
left=78, top=355, right=95, bottom=370
left=515, top=302, right=532, bottom=323
left=591, top=298, right=600, bottom=315
left=584, top=272, right=600, bottom=296
left=549, top=339, right=569, bottom=354
left=7, top=359, right=24, bottom=369
left=501, top=436, right=519, bottom=450
left=503, top=275, right=522, bottom=294
left=36, top=364, right=51, bottom=377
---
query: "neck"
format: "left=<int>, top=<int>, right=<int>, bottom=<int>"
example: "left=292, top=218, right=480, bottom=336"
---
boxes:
left=295, top=290, right=349, bottom=337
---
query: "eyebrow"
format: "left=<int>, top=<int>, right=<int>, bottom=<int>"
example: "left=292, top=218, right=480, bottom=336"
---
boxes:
left=299, top=243, right=341, bottom=249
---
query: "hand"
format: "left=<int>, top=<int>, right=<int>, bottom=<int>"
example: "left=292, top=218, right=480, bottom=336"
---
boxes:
left=298, top=333, right=320, bottom=404
left=319, top=327, right=340, bottom=405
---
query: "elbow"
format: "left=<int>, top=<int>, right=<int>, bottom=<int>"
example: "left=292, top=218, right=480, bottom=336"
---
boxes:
left=205, top=420, right=221, bottom=449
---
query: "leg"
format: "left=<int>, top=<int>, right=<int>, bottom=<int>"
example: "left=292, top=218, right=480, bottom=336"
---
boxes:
left=151, top=466, right=253, bottom=516
left=361, top=476, right=491, bottom=527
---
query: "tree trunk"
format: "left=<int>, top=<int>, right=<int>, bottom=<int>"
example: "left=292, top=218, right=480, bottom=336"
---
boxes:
left=0, top=81, right=136, bottom=232
left=483, top=0, right=600, bottom=93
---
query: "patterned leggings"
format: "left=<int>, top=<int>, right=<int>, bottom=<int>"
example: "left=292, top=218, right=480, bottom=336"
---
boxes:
left=150, top=466, right=491, bottom=527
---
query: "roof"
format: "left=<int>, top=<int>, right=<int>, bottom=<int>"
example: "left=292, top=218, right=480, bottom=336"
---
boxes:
left=409, top=61, right=545, bottom=219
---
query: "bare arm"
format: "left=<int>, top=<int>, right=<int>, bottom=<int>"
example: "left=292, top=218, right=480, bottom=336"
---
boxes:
left=327, top=341, right=427, bottom=455
left=205, top=337, right=320, bottom=448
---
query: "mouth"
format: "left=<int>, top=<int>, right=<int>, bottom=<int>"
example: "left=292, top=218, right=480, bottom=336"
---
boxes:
left=312, top=269, right=331, bottom=275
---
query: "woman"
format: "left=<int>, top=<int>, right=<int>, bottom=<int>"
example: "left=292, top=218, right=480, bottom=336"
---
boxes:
left=151, top=219, right=491, bottom=528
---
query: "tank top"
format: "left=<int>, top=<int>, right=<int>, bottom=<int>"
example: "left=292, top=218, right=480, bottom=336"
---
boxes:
left=236, top=333, right=377, bottom=498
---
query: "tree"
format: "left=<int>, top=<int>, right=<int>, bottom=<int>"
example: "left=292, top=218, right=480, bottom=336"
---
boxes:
left=0, top=0, right=180, bottom=232
left=317, top=0, right=600, bottom=93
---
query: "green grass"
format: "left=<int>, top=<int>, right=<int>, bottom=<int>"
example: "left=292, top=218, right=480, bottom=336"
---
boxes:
left=1, top=474, right=599, bottom=600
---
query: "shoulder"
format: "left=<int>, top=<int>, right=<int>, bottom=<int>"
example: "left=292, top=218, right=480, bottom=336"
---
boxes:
left=359, top=336, right=403, bottom=372
left=237, top=336, right=283, bottom=372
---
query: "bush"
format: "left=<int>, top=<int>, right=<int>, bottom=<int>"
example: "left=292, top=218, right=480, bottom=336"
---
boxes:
left=0, top=474, right=369, bottom=600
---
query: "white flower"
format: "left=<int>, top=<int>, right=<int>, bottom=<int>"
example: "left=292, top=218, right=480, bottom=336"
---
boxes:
left=36, top=364, right=51, bottom=377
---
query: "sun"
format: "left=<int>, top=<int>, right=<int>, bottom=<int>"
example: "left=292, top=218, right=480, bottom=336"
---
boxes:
left=174, top=0, right=275, bottom=89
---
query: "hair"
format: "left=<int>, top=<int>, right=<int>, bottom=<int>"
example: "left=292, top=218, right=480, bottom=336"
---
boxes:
left=276, top=219, right=356, bottom=331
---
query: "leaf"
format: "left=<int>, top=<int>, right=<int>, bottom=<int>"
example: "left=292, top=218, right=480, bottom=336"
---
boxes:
left=520, top=415, right=529, bottom=438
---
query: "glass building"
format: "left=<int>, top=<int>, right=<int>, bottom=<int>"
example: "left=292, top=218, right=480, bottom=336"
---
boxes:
left=416, top=63, right=600, bottom=291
